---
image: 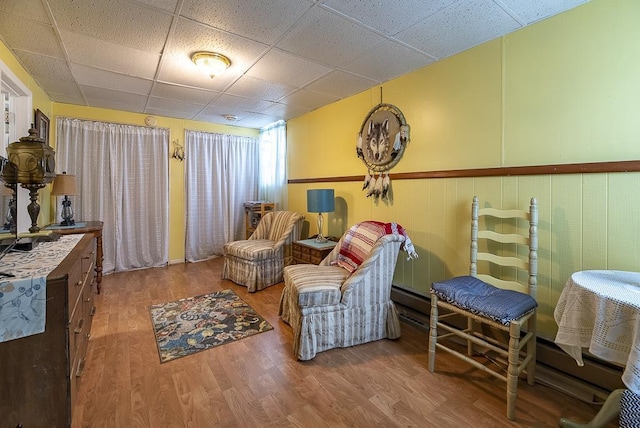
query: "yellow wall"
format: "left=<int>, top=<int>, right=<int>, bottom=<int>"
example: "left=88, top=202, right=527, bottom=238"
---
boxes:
left=286, top=0, right=640, bottom=340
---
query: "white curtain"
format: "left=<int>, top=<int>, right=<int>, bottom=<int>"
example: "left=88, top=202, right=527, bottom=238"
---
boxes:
left=185, top=130, right=259, bottom=261
left=258, top=120, right=288, bottom=209
left=56, top=117, right=169, bottom=273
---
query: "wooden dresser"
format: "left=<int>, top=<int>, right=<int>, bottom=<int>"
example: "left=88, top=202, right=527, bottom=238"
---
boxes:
left=0, top=234, right=96, bottom=427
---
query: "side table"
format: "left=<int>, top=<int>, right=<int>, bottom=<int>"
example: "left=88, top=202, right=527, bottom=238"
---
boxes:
left=46, top=221, right=104, bottom=293
left=292, top=238, right=337, bottom=265
left=555, top=270, right=640, bottom=427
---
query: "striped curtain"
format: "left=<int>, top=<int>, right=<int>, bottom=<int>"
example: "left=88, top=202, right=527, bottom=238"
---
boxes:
left=56, top=117, right=169, bottom=273
left=184, top=130, right=260, bottom=262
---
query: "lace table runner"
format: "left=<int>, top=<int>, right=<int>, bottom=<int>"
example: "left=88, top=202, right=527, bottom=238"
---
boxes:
left=0, top=234, right=84, bottom=343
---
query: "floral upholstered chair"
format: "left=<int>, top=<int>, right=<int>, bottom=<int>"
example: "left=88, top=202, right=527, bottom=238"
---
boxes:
left=222, top=210, right=304, bottom=292
left=279, top=221, right=417, bottom=360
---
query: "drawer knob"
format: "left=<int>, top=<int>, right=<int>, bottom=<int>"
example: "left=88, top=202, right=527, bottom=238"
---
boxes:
left=76, top=359, right=86, bottom=378
left=76, top=280, right=83, bottom=286
left=74, top=318, right=84, bottom=334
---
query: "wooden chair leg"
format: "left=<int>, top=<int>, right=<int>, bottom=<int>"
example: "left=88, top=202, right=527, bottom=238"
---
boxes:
left=467, top=317, right=474, bottom=356
left=527, top=315, right=537, bottom=386
left=506, top=322, right=521, bottom=421
left=428, top=294, right=438, bottom=372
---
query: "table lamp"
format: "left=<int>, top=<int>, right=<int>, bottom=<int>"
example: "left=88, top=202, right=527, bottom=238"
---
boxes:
left=307, top=189, right=335, bottom=243
left=51, top=172, right=78, bottom=226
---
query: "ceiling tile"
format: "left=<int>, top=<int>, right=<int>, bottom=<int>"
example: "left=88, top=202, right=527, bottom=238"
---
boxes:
left=245, top=48, right=333, bottom=88
left=31, top=77, right=84, bottom=99
left=71, top=64, right=153, bottom=95
left=340, top=39, right=435, bottom=83
left=133, top=0, right=179, bottom=13
left=305, top=70, right=377, bottom=99
left=147, top=97, right=206, bottom=116
left=150, top=82, right=220, bottom=105
left=261, top=103, right=309, bottom=121
left=192, top=105, right=250, bottom=123
left=500, top=0, right=590, bottom=25
left=181, top=0, right=312, bottom=45
left=320, top=0, right=456, bottom=36
left=227, top=75, right=297, bottom=102
left=279, top=88, right=339, bottom=110
left=49, top=93, right=87, bottom=106
left=0, top=15, right=65, bottom=59
left=13, top=51, right=75, bottom=82
left=62, top=30, right=160, bottom=79
left=84, top=98, right=147, bottom=114
left=48, top=0, right=173, bottom=53
left=0, top=0, right=50, bottom=24
left=81, top=86, right=149, bottom=109
left=210, top=94, right=273, bottom=113
left=144, top=107, right=194, bottom=120
left=233, top=113, right=283, bottom=129
left=395, top=0, right=522, bottom=59
left=276, top=7, right=388, bottom=68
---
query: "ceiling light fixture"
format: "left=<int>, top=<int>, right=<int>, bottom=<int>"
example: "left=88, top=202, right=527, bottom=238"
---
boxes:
left=223, top=114, right=237, bottom=122
left=191, top=51, right=231, bottom=78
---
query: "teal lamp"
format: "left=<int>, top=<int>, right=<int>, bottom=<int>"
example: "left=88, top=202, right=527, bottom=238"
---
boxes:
left=307, top=189, right=335, bottom=243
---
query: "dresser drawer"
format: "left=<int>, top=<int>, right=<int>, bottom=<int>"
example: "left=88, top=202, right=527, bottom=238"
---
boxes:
left=292, top=240, right=337, bottom=265
left=67, top=253, right=84, bottom=322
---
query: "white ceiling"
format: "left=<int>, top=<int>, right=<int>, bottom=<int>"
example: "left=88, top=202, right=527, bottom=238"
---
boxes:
left=0, top=0, right=589, bottom=129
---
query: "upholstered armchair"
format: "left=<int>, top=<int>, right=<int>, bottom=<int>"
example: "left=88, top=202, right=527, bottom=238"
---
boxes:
left=279, top=221, right=415, bottom=360
left=222, top=210, right=304, bottom=292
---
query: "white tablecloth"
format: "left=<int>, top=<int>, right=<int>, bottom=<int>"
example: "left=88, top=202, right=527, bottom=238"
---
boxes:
left=554, top=270, right=640, bottom=394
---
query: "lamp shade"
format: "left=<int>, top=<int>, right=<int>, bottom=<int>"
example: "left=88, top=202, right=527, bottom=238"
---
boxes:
left=51, top=172, right=78, bottom=195
left=307, top=189, right=335, bottom=213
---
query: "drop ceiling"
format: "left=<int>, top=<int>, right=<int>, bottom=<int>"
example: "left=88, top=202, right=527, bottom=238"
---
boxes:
left=0, top=0, right=589, bottom=129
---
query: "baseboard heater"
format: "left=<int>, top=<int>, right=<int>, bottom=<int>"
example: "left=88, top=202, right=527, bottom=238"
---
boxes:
left=391, top=285, right=625, bottom=403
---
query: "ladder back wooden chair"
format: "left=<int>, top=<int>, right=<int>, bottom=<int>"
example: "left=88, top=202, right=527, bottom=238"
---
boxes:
left=428, top=196, right=538, bottom=420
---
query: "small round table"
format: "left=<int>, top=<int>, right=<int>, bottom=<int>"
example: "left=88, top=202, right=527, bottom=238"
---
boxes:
left=554, top=270, right=640, bottom=427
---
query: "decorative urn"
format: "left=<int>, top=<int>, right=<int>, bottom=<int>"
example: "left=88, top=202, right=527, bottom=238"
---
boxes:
left=6, top=127, right=56, bottom=184
left=5, top=128, right=56, bottom=232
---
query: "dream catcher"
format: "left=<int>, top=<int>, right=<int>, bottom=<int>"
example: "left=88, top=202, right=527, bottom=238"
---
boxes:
left=356, top=103, right=410, bottom=201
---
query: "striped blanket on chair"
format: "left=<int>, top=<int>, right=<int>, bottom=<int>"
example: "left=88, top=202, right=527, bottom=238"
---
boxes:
left=332, top=221, right=418, bottom=273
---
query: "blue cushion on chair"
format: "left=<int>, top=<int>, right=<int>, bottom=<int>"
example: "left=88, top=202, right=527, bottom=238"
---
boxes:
left=431, top=275, right=537, bottom=326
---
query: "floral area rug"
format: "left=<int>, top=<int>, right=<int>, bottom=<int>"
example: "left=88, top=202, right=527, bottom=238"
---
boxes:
left=149, top=289, right=273, bottom=363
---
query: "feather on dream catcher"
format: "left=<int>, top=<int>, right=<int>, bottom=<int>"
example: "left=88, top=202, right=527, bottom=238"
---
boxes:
left=356, top=103, right=410, bottom=201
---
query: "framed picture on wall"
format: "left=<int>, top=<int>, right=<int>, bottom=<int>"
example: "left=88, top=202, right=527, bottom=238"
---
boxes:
left=35, top=109, right=49, bottom=143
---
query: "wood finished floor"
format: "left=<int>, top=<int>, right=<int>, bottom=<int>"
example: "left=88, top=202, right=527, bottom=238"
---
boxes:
left=73, top=257, right=614, bottom=427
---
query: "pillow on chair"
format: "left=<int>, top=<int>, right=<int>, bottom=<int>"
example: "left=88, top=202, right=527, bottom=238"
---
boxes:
left=333, top=221, right=418, bottom=273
